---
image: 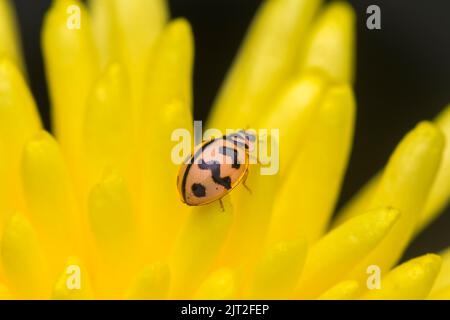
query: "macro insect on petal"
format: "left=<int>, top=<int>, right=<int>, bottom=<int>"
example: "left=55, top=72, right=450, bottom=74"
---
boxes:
left=177, top=130, right=256, bottom=208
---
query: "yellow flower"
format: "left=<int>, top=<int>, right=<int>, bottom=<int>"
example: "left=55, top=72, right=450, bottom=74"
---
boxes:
left=0, top=0, right=449, bottom=300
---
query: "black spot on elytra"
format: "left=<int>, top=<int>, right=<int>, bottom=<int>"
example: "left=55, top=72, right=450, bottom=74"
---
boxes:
left=191, top=183, right=206, bottom=197
left=181, top=138, right=217, bottom=203
left=220, top=146, right=240, bottom=169
left=198, top=159, right=232, bottom=190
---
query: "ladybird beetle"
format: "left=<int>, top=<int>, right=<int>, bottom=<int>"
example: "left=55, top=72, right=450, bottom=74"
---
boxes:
left=177, top=130, right=256, bottom=209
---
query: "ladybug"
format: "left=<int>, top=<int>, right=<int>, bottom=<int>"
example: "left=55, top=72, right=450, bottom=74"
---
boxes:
left=177, top=130, right=256, bottom=210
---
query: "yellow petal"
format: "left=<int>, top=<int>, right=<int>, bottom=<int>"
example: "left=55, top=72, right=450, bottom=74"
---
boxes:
left=1, top=213, right=49, bottom=299
left=249, top=239, right=307, bottom=299
left=259, top=71, right=328, bottom=174
left=295, top=207, right=400, bottom=299
left=220, top=162, right=279, bottom=270
left=0, top=142, right=9, bottom=230
left=209, top=0, right=322, bottom=130
left=88, top=0, right=115, bottom=68
left=194, top=268, right=237, bottom=300
left=348, top=122, right=445, bottom=280
left=169, top=198, right=233, bottom=298
left=87, top=171, right=138, bottom=298
left=0, top=0, right=23, bottom=69
left=268, top=84, right=355, bottom=244
left=0, top=282, right=12, bottom=299
left=428, top=285, right=450, bottom=300
left=0, top=141, right=15, bottom=235
left=334, top=105, right=450, bottom=232
left=298, top=2, right=355, bottom=83
left=420, top=105, right=450, bottom=229
left=52, top=257, right=93, bottom=300
left=331, top=174, right=380, bottom=228
left=317, top=280, right=361, bottom=300
left=109, top=0, right=167, bottom=103
left=0, top=58, right=41, bottom=151
left=125, top=262, right=170, bottom=300
left=142, top=18, right=193, bottom=117
left=83, top=62, right=132, bottom=187
left=42, top=0, right=99, bottom=165
left=88, top=170, right=135, bottom=258
left=0, top=58, right=41, bottom=228
left=140, top=19, right=193, bottom=260
left=229, top=72, right=326, bottom=267
left=21, top=131, right=82, bottom=275
left=362, top=254, right=442, bottom=300
left=430, top=247, right=450, bottom=295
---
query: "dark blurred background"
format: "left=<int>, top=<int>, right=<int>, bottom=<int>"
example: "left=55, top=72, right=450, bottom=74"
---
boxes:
left=12, top=0, right=450, bottom=260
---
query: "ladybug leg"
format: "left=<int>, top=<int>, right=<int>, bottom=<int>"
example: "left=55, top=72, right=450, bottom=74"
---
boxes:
left=219, top=199, right=225, bottom=212
left=242, top=170, right=252, bottom=194
left=243, top=181, right=252, bottom=194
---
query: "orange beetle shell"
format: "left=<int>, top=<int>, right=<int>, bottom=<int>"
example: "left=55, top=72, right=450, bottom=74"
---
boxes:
left=177, top=132, right=253, bottom=206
